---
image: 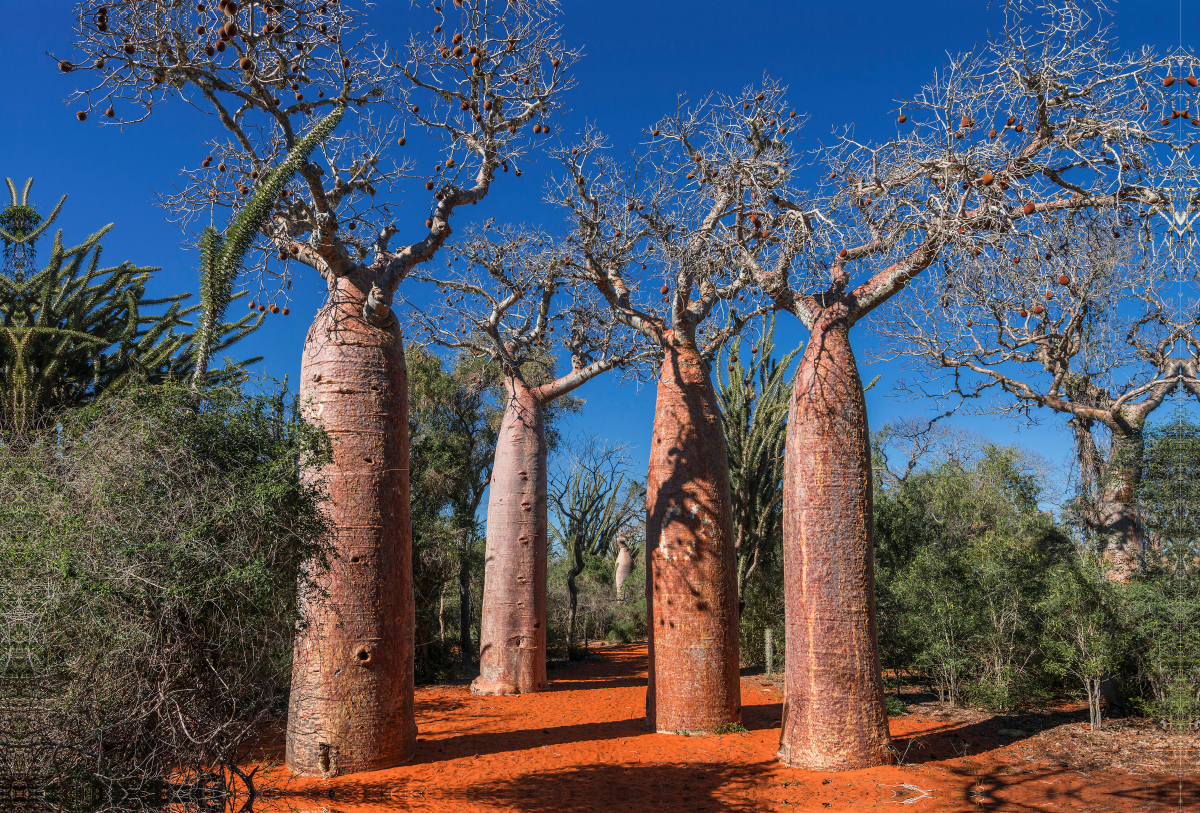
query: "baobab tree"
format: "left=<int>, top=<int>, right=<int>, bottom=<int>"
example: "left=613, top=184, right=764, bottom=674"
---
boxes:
left=877, top=215, right=1200, bottom=583
left=59, top=0, right=578, bottom=776
left=409, top=224, right=648, bottom=695
left=730, top=4, right=1177, bottom=770
left=553, top=119, right=787, bottom=733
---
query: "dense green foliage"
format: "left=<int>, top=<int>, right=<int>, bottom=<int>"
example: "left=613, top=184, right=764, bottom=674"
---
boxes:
left=1, top=380, right=333, bottom=806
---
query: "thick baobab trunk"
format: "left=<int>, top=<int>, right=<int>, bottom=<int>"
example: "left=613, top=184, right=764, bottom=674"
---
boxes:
left=615, top=540, right=635, bottom=598
left=778, top=316, right=891, bottom=771
left=471, top=375, right=548, bottom=695
left=1097, top=427, right=1144, bottom=583
left=645, top=335, right=740, bottom=733
left=288, top=270, right=415, bottom=777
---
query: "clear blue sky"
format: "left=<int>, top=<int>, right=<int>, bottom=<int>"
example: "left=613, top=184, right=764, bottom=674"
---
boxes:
left=3, top=0, right=1197, bottom=497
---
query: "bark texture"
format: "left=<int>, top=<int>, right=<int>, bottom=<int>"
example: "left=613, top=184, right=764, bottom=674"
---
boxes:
left=778, top=315, right=892, bottom=771
left=471, top=375, right=548, bottom=695
left=287, top=269, right=415, bottom=777
left=645, top=336, right=741, bottom=733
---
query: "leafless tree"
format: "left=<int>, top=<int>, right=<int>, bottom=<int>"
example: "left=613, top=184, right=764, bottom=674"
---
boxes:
left=57, top=0, right=580, bottom=778
left=408, top=223, right=650, bottom=696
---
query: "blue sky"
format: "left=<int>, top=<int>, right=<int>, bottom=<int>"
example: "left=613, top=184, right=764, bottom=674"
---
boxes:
left=3, top=0, right=1198, bottom=499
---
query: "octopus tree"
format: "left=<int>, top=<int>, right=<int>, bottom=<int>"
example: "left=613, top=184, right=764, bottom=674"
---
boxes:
left=59, top=0, right=578, bottom=776
left=553, top=120, right=784, bottom=733
left=735, top=3, right=1172, bottom=770
left=409, top=224, right=649, bottom=695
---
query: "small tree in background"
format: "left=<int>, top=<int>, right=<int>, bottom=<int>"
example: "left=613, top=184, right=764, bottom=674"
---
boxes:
left=548, top=436, right=644, bottom=659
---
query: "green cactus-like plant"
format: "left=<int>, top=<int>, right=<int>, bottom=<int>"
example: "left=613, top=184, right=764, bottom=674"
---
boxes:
left=0, top=180, right=263, bottom=435
left=192, top=105, right=346, bottom=388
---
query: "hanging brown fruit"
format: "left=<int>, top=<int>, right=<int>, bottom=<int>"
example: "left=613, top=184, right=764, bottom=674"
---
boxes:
left=426, top=180, right=435, bottom=190
left=1163, top=118, right=1172, bottom=126
left=1032, top=305, right=1044, bottom=315
left=897, top=114, right=907, bottom=123
left=988, top=129, right=998, bottom=139
left=1006, top=116, right=1016, bottom=126
left=202, top=156, right=213, bottom=167
left=965, top=320, right=973, bottom=327
left=259, top=304, right=267, bottom=313
left=1165, top=75, right=1176, bottom=87
left=59, top=60, right=73, bottom=73
left=1045, top=252, right=1052, bottom=260
left=1014, top=123, right=1025, bottom=132
left=973, top=247, right=982, bottom=256
left=426, top=219, right=433, bottom=228
left=981, top=172, right=994, bottom=186
left=282, top=307, right=289, bottom=316
left=1012, top=256, right=1021, bottom=264
left=105, top=107, right=115, bottom=118
left=551, top=57, right=561, bottom=67
left=341, top=56, right=350, bottom=68
left=76, top=111, right=87, bottom=121
left=1058, top=275, right=1070, bottom=285
left=397, top=137, right=407, bottom=146
left=270, top=304, right=280, bottom=314
left=239, top=57, right=253, bottom=71
left=1023, top=202, right=1035, bottom=215
left=1044, top=291, right=1054, bottom=300
left=1189, top=76, right=1198, bottom=87
left=838, top=248, right=849, bottom=259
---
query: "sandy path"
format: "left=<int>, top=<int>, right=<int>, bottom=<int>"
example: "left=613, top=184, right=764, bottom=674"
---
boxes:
left=251, top=643, right=1197, bottom=812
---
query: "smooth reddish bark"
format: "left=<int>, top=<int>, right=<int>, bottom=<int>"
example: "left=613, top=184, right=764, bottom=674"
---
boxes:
left=645, top=335, right=741, bottom=733
left=287, top=270, right=415, bottom=777
left=777, top=312, right=891, bottom=770
left=472, top=374, right=548, bottom=696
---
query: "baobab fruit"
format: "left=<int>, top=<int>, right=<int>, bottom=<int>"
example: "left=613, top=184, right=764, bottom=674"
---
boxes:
left=533, top=124, right=541, bottom=133
left=202, top=156, right=213, bottom=167
left=660, top=285, right=669, bottom=295
left=838, top=248, right=849, bottom=259
left=1165, top=75, right=1176, bottom=87
left=342, top=57, right=350, bottom=68
left=1189, top=76, right=1198, bottom=87
left=205, top=45, right=216, bottom=56
left=1163, top=118, right=1172, bottom=126
left=59, top=60, right=73, bottom=73
left=954, top=131, right=963, bottom=139
left=1019, top=309, right=1028, bottom=317
left=973, top=248, right=982, bottom=256
left=542, top=124, right=551, bottom=134
left=988, top=129, right=998, bottom=139
left=1045, top=252, right=1052, bottom=260
left=1032, top=305, right=1044, bottom=315
left=290, top=245, right=300, bottom=254
left=1014, top=123, right=1025, bottom=132
left=981, top=172, right=994, bottom=185
left=76, top=111, right=87, bottom=121
left=239, top=57, right=253, bottom=71
left=965, top=320, right=973, bottom=327
left=216, top=41, right=226, bottom=52
left=249, top=301, right=257, bottom=310
left=472, top=55, right=481, bottom=67
left=397, top=137, right=406, bottom=146
left=426, top=219, right=433, bottom=229
left=652, top=129, right=660, bottom=136
left=259, top=304, right=267, bottom=313
left=270, top=304, right=281, bottom=314
left=105, top=107, right=115, bottom=118
left=551, top=57, right=560, bottom=67
left=282, top=307, right=290, bottom=316
left=218, top=163, right=227, bottom=172
left=1140, top=102, right=1149, bottom=110
left=1023, top=202, right=1035, bottom=215
left=1006, top=115, right=1017, bottom=126
left=1045, top=291, right=1054, bottom=300
left=998, top=181, right=1009, bottom=190
left=426, top=180, right=435, bottom=190
left=897, top=114, right=907, bottom=123
left=1059, top=275, right=1070, bottom=285
left=1012, top=255, right=1021, bottom=264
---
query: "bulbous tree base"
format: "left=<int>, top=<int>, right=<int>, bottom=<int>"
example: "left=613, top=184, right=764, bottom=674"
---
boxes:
left=645, top=338, right=741, bottom=734
left=286, top=272, right=416, bottom=777
left=777, top=316, right=892, bottom=772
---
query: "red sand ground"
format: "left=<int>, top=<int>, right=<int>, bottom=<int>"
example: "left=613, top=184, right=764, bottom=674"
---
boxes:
left=251, top=643, right=1198, bottom=812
